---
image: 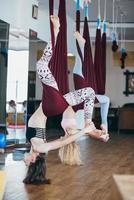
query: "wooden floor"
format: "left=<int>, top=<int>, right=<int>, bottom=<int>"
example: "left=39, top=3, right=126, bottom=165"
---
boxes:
left=2, top=132, right=134, bottom=200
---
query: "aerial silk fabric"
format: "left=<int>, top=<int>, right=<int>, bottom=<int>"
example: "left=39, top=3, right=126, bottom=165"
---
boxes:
left=100, top=32, right=106, bottom=94
left=49, top=0, right=69, bottom=95
left=94, top=28, right=106, bottom=94
left=73, top=13, right=99, bottom=111
left=74, top=10, right=88, bottom=91
left=83, top=17, right=97, bottom=93
left=42, top=84, right=68, bottom=117
left=75, top=10, right=83, bottom=63
left=94, top=29, right=101, bottom=93
left=36, top=0, right=69, bottom=124
left=73, top=10, right=87, bottom=111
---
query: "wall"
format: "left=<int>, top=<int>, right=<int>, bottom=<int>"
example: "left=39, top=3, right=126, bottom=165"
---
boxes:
left=0, top=0, right=39, bottom=36
left=66, top=40, right=134, bottom=108
left=37, top=4, right=50, bottom=42
left=106, top=42, right=134, bottom=107
left=0, top=0, right=20, bottom=27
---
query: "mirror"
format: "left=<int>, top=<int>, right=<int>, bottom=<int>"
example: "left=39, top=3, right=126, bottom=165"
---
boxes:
left=3, top=25, right=46, bottom=145
left=6, top=25, right=29, bottom=144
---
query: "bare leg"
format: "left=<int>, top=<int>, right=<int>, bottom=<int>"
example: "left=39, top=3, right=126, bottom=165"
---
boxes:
left=50, top=15, right=60, bottom=39
left=74, top=31, right=85, bottom=50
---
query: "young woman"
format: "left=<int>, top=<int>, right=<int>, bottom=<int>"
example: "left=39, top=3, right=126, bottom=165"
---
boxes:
left=23, top=16, right=109, bottom=185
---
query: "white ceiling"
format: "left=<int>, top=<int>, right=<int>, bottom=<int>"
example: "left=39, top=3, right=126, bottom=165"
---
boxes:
left=38, top=0, right=134, bottom=40
left=38, top=0, right=134, bottom=22
left=1, top=0, right=133, bottom=51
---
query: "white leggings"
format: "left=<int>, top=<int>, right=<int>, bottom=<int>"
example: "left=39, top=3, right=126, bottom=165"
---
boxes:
left=95, top=95, right=110, bottom=126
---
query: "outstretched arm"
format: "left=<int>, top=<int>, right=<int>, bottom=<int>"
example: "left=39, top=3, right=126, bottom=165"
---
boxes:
left=31, top=125, right=95, bottom=153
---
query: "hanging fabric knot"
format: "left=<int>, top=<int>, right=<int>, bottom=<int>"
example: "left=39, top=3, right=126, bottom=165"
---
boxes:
left=111, top=32, right=118, bottom=52
left=120, top=48, right=127, bottom=69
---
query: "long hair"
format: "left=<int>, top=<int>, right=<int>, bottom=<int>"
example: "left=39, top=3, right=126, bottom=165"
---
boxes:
left=23, top=154, right=51, bottom=185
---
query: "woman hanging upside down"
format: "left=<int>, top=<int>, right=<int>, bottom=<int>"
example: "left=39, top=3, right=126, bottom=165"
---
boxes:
left=23, top=15, right=109, bottom=185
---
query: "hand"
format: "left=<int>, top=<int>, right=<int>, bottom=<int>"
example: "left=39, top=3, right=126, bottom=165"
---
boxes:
left=24, top=152, right=38, bottom=166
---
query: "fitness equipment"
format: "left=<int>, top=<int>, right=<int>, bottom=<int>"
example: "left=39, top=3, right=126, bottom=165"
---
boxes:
left=0, top=133, right=6, bottom=148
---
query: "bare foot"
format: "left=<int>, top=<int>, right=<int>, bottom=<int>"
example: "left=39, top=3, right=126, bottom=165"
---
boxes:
left=50, top=15, right=60, bottom=37
left=74, top=31, right=85, bottom=47
left=85, top=122, right=109, bottom=142
left=89, top=129, right=109, bottom=142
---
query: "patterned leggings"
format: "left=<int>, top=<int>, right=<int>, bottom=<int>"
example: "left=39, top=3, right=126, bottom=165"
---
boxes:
left=64, top=88, right=95, bottom=123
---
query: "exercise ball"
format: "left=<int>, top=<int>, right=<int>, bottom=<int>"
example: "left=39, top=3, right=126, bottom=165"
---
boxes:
left=0, top=133, right=6, bottom=148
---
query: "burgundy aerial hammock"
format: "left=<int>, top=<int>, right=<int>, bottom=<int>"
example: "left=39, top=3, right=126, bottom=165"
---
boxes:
left=75, top=0, right=83, bottom=65
left=73, top=0, right=97, bottom=93
left=49, top=0, right=69, bottom=95
left=94, top=0, right=107, bottom=95
left=73, top=0, right=88, bottom=92
left=94, top=0, right=102, bottom=94
left=40, top=0, right=69, bottom=119
left=82, top=1, right=97, bottom=92
left=72, top=0, right=88, bottom=112
left=73, top=0, right=96, bottom=111
left=73, top=0, right=88, bottom=112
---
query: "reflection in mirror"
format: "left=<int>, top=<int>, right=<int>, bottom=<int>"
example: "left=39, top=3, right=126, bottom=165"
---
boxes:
left=6, top=26, right=29, bottom=144
left=27, top=29, right=46, bottom=123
